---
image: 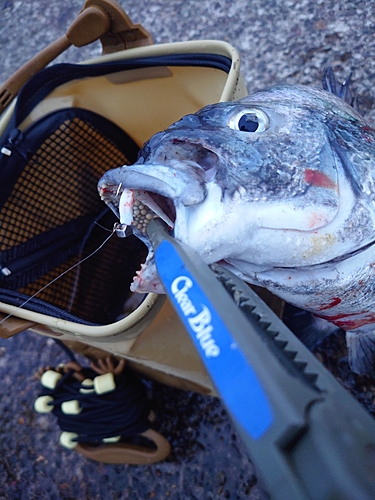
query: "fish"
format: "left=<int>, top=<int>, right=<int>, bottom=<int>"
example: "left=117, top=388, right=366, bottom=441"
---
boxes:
left=98, top=70, right=375, bottom=375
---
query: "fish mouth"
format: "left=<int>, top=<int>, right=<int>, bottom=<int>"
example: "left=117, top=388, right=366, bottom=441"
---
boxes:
left=98, top=183, right=177, bottom=293
left=98, top=181, right=176, bottom=230
left=98, top=144, right=218, bottom=292
left=119, top=188, right=178, bottom=294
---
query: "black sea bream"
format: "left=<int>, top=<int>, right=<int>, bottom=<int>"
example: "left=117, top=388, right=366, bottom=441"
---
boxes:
left=98, top=77, right=375, bottom=375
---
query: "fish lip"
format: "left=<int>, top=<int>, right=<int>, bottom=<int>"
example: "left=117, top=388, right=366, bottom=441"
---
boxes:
left=98, top=139, right=220, bottom=207
left=99, top=154, right=212, bottom=212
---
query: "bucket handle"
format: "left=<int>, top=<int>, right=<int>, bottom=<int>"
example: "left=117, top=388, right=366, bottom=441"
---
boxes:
left=0, top=0, right=153, bottom=113
left=75, top=428, right=171, bottom=464
left=0, top=314, right=36, bottom=338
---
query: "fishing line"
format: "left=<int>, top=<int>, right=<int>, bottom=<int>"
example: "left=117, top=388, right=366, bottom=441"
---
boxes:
left=93, top=221, right=114, bottom=232
left=66, top=209, right=114, bottom=311
left=0, top=230, right=115, bottom=325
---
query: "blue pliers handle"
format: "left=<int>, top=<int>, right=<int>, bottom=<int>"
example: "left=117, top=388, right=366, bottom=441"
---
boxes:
left=147, top=218, right=375, bottom=500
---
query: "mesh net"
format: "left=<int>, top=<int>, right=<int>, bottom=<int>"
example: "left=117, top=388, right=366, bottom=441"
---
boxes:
left=0, top=116, right=147, bottom=324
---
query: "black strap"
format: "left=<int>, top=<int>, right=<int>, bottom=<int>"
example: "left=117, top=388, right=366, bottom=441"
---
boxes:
left=11, top=54, right=232, bottom=127
left=0, top=289, right=101, bottom=325
left=0, top=215, right=94, bottom=289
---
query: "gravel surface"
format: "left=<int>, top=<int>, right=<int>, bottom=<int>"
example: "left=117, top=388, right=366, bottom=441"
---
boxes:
left=1, top=0, right=375, bottom=499
left=0, top=333, right=263, bottom=499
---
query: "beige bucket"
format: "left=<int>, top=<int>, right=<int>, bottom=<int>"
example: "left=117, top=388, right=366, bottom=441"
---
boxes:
left=0, top=0, right=247, bottom=394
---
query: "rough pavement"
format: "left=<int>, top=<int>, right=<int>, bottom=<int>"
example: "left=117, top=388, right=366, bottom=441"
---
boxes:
left=1, top=0, right=375, bottom=498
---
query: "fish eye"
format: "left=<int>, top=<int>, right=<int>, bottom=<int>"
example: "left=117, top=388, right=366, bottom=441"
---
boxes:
left=227, top=108, right=269, bottom=133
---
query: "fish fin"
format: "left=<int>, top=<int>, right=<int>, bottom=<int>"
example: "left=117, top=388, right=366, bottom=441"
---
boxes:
left=346, top=330, right=375, bottom=375
left=322, top=67, right=359, bottom=111
left=283, top=304, right=339, bottom=349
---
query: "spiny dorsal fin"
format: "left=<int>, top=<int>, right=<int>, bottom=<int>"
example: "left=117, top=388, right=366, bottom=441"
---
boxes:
left=322, top=67, right=358, bottom=110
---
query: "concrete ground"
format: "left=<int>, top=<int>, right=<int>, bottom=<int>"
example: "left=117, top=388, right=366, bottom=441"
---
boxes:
left=1, top=0, right=375, bottom=498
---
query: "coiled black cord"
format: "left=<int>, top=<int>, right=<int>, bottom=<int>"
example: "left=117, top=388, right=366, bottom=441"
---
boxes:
left=37, top=341, right=151, bottom=445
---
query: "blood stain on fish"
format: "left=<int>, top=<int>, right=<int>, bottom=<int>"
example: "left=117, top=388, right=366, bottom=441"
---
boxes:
left=318, top=297, right=342, bottom=311
left=318, top=311, right=375, bottom=330
left=304, top=168, right=337, bottom=189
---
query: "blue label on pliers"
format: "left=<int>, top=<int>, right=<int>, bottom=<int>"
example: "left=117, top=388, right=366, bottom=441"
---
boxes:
left=155, top=240, right=274, bottom=440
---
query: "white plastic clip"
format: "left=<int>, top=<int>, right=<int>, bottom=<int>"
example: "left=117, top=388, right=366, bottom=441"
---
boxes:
left=103, top=435, right=121, bottom=443
left=94, top=372, right=116, bottom=394
left=34, top=395, right=54, bottom=413
left=40, top=370, right=62, bottom=389
left=1, top=267, right=11, bottom=276
left=1, top=147, right=12, bottom=156
left=60, top=431, right=79, bottom=449
left=61, top=399, right=82, bottom=415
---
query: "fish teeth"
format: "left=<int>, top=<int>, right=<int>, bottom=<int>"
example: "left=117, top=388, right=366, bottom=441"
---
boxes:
left=119, top=189, right=135, bottom=225
left=136, top=191, right=174, bottom=229
left=119, top=189, right=173, bottom=237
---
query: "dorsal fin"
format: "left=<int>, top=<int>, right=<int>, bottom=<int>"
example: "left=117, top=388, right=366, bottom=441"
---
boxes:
left=322, top=67, right=358, bottom=110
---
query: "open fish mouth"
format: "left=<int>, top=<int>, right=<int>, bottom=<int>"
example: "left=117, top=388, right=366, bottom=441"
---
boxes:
left=97, top=153, right=212, bottom=293
left=98, top=181, right=178, bottom=293
left=98, top=178, right=177, bottom=226
left=98, top=141, right=218, bottom=236
left=98, top=161, right=203, bottom=236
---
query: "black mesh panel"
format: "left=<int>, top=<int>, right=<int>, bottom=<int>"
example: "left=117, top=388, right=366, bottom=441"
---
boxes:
left=0, top=114, right=146, bottom=324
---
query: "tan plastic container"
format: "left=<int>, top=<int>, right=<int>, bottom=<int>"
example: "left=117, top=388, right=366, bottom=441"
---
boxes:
left=0, top=0, right=247, bottom=394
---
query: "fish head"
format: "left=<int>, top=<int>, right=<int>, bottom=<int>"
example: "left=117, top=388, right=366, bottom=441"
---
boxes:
left=98, top=84, right=375, bottom=292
